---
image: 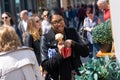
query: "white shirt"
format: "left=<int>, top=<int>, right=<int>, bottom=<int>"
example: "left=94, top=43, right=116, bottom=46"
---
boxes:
left=42, top=20, right=51, bottom=34
left=22, top=20, right=27, bottom=31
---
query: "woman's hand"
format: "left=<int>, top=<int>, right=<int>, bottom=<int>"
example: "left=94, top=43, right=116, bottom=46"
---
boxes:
left=57, top=41, right=65, bottom=54
left=57, top=39, right=72, bottom=58
left=84, top=27, right=93, bottom=32
left=64, top=39, right=72, bottom=47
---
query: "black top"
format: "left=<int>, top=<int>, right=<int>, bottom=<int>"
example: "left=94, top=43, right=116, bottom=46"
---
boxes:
left=24, top=33, right=41, bottom=65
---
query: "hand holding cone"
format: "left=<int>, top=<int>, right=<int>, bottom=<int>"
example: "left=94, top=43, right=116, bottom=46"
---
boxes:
left=55, top=33, right=64, bottom=44
left=55, top=33, right=72, bottom=58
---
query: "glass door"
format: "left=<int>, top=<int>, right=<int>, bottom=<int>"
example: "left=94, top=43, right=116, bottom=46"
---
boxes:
left=15, top=0, right=21, bottom=22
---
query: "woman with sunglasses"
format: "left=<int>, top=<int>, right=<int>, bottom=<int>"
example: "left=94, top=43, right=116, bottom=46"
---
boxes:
left=1, top=12, right=22, bottom=44
left=1, top=12, right=14, bottom=26
left=23, top=14, right=42, bottom=65
left=40, top=9, right=89, bottom=80
left=41, top=10, right=51, bottom=35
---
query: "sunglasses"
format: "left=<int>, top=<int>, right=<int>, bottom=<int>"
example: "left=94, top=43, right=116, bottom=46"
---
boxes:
left=44, top=15, right=47, bottom=17
left=2, top=16, right=8, bottom=20
left=51, top=18, right=63, bottom=25
left=35, top=20, right=40, bottom=23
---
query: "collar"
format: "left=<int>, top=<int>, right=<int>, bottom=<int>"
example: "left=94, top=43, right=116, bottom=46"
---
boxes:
left=0, top=47, right=33, bottom=56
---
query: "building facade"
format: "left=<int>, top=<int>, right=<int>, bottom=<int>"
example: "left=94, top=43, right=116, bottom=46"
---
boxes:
left=0, top=0, right=40, bottom=25
left=42, top=0, right=96, bottom=10
left=0, top=0, right=96, bottom=25
left=40, top=0, right=61, bottom=10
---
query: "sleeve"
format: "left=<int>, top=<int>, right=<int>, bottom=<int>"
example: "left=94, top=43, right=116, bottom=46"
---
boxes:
left=32, top=51, right=44, bottom=80
left=71, top=29, right=89, bottom=57
left=41, top=22, right=45, bottom=35
left=21, top=50, right=44, bottom=80
left=24, top=34, right=33, bottom=48
left=83, top=18, right=86, bottom=27
left=17, top=22, right=24, bottom=45
left=18, top=21, right=23, bottom=36
left=40, top=35, right=63, bottom=72
left=14, top=25, right=23, bottom=45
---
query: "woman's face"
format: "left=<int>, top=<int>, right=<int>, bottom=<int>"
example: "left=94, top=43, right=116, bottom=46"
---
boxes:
left=87, top=13, right=94, bottom=19
left=97, top=3, right=106, bottom=10
left=51, top=14, right=65, bottom=33
left=34, top=16, right=41, bottom=29
left=2, top=13, right=11, bottom=24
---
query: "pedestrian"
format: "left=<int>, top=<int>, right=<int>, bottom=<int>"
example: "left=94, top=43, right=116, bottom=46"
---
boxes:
left=28, top=9, right=33, bottom=17
left=77, top=4, right=86, bottom=31
left=1, top=12, right=22, bottom=45
left=83, top=7, right=101, bottom=58
left=0, top=25, right=43, bottom=80
left=18, top=10, right=29, bottom=45
left=40, top=9, right=89, bottom=80
left=97, top=0, right=110, bottom=21
left=41, top=10, right=51, bottom=35
left=23, top=14, right=42, bottom=65
left=64, top=7, right=70, bottom=27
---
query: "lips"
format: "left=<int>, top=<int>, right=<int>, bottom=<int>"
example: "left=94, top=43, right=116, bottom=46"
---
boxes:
left=56, top=26, right=64, bottom=32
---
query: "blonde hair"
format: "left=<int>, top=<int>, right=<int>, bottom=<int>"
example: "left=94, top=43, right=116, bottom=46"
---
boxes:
left=0, top=25, right=21, bottom=52
left=26, top=16, right=42, bottom=41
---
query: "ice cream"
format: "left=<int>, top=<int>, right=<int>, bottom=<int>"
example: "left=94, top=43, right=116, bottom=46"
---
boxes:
left=55, top=33, right=64, bottom=43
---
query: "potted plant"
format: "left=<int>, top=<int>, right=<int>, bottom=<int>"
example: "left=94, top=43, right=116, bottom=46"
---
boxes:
left=92, top=19, right=113, bottom=53
left=75, top=57, right=120, bottom=80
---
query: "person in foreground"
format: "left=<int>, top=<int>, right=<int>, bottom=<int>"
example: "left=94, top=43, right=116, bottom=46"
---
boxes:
left=40, top=9, right=89, bottom=80
left=0, top=25, right=43, bottom=80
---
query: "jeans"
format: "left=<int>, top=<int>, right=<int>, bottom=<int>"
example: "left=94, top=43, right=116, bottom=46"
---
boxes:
left=88, top=43, right=99, bottom=58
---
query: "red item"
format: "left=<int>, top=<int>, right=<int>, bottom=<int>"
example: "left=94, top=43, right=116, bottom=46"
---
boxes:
left=104, top=9, right=110, bottom=21
left=61, top=47, right=72, bottom=58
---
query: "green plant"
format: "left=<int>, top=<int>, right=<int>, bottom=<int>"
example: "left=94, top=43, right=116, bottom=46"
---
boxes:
left=92, top=19, right=113, bottom=44
left=75, top=56, right=120, bottom=80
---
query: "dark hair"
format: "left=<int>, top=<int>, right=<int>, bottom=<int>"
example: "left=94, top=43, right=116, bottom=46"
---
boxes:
left=48, top=9, right=64, bottom=23
left=86, top=7, right=93, bottom=14
left=81, top=3, right=85, bottom=7
left=1, top=12, right=14, bottom=26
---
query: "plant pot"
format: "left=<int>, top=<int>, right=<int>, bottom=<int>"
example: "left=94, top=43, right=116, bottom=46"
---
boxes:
left=96, top=50, right=115, bottom=58
left=98, top=42, right=112, bottom=53
left=98, top=77, right=106, bottom=80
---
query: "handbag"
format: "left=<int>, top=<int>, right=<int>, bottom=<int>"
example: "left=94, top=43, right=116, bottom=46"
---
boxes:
left=79, top=27, right=89, bottom=45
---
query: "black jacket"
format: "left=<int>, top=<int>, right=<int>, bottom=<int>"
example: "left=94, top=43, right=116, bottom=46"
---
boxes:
left=40, top=27, right=89, bottom=80
left=18, top=21, right=27, bottom=45
left=24, top=33, right=41, bottom=65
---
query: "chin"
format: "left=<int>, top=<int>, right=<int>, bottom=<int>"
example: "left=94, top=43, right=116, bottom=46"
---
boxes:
left=57, top=30, right=64, bottom=34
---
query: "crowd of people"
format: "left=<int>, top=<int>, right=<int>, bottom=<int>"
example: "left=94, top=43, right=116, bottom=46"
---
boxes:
left=0, top=0, right=110, bottom=80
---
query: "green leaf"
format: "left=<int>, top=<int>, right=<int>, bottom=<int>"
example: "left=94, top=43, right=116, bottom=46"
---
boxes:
left=92, top=19, right=113, bottom=44
left=75, top=57, right=120, bottom=80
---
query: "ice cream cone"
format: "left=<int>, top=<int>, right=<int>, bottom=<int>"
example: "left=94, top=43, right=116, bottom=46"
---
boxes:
left=55, top=33, right=64, bottom=43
